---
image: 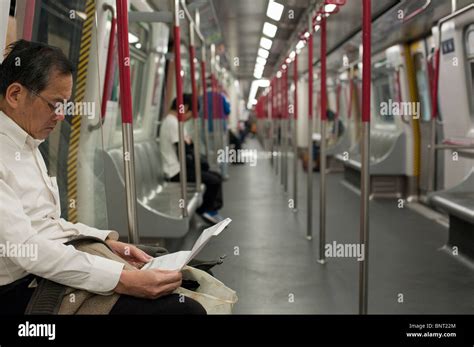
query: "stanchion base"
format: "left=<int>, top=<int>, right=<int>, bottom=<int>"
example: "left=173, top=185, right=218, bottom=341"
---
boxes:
left=317, top=258, right=327, bottom=265
left=306, top=236, right=313, bottom=241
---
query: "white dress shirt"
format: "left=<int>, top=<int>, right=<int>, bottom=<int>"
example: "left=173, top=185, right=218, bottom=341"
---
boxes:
left=0, top=110, right=124, bottom=294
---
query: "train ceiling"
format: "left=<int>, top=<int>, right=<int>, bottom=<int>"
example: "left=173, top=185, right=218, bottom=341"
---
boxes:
left=149, top=0, right=473, bottom=103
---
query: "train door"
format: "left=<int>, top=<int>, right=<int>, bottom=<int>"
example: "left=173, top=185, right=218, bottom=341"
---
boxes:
left=437, top=6, right=474, bottom=189
left=26, top=0, right=111, bottom=229
left=410, top=39, right=434, bottom=197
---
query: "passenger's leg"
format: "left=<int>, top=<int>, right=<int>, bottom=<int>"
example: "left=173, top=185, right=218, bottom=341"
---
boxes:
left=196, top=171, right=223, bottom=214
left=0, top=277, right=35, bottom=314
left=110, top=294, right=206, bottom=315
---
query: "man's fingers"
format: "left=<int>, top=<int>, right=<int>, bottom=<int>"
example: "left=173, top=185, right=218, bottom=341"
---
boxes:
left=150, top=269, right=182, bottom=284
left=153, top=280, right=182, bottom=298
left=131, top=247, right=153, bottom=262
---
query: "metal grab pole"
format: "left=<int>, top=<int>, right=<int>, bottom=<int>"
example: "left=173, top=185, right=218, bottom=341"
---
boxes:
left=211, top=44, right=219, bottom=164
left=293, top=53, right=299, bottom=212
left=201, top=50, right=211, bottom=165
left=359, top=0, right=371, bottom=315
left=427, top=48, right=440, bottom=193
left=101, top=5, right=116, bottom=122
left=318, top=15, right=327, bottom=264
left=282, top=68, right=289, bottom=192
left=307, top=13, right=314, bottom=241
left=189, top=22, right=202, bottom=192
left=173, top=0, right=188, bottom=218
left=270, top=79, right=275, bottom=167
left=116, top=0, right=139, bottom=243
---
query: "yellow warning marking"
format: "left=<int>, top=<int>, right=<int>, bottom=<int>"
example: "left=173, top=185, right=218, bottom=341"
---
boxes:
left=67, top=0, right=96, bottom=222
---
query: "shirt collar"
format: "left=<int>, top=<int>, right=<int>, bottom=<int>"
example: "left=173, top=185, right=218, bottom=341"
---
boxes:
left=0, top=110, right=45, bottom=149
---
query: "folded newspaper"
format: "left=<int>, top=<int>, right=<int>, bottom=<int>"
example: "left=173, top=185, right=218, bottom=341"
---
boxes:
left=141, top=218, right=232, bottom=271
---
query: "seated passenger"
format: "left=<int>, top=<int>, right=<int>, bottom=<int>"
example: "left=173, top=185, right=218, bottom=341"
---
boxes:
left=0, top=40, right=205, bottom=315
left=159, top=94, right=225, bottom=224
left=304, top=109, right=345, bottom=172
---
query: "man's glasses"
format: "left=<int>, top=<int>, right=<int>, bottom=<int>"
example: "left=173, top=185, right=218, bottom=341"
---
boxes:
left=26, top=87, right=58, bottom=113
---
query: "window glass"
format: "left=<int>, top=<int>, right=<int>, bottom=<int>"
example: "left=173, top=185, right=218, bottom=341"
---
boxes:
left=414, top=53, right=432, bottom=122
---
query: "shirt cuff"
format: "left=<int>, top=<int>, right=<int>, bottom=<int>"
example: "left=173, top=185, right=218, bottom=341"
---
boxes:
left=75, top=222, right=119, bottom=242
left=88, top=255, right=125, bottom=295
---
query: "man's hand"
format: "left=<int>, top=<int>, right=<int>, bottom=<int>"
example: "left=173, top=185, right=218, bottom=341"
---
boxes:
left=106, top=240, right=153, bottom=269
left=114, top=269, right=182, bottom=299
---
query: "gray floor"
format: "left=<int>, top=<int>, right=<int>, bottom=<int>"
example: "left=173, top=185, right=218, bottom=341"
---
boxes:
left=188, top=138, right=474, bottom=314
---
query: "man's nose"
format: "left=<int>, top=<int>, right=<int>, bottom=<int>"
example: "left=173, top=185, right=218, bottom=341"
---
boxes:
left=53, top=112, right=65, bottom=121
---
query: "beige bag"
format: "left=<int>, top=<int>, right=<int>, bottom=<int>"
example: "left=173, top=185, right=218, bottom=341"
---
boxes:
left=174, top=266, right=238, bottom=314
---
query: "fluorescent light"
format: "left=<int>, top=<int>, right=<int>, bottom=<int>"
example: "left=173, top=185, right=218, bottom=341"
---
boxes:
left=296, top=40, right=305, bottom=50
left=258, top=48, right=270, bottom=59
left=260, top=37, right=273, bottom=50
left=128, top=33, right=139, bottom=44
left=256, top=56, right=267, bottom=66
left=289, top=51, right=296, bottom=60
left=314, top=25, right=320, bottom=32
left=316, top=14, right=322, bottom=22
left=286, top=57, right=291, bottom=64
left=254, top=70, right=263, bottom=79
left=247, top=79, right=271, bottom=109
left=304, top=31, right=310, bottom=39
left=276, top=71, right=282, bottom=78
left=263, top=22, right=278, bottom=38
left=267, top=0, right=284, bottom=21
left=282, top=64, right=287, bottom=70
left=324, top=4, right=337, bottom=12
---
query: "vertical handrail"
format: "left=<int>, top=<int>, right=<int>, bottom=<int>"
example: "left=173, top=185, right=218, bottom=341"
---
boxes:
left=116, top=0, right=139, bottom=243
left=101, top=5, right=116, bottom=121
left=201, top=49, right=211, bottom=165
left=307, top=13, right=314, bottom=241
left=275, top=76, right=281, bottom=176
left=427, top=48, right=440, bottom=193
left=173, top=0, right=188, bottom=218
left=293, top=53, right=299, bottom=212
left=359, top=0, right=372, bottom=315
left=283, top=67, right=289, bottom=192
left=22, top=0, right=36, bottom=41
left=211, top=44, right=219, bottom=164
left=318, top=14, right=327, bottom=263
left=189, top=22, right=202, bottom=192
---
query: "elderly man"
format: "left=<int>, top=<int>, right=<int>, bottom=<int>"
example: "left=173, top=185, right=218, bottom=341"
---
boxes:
left=0, top=40, right=205, bottom=314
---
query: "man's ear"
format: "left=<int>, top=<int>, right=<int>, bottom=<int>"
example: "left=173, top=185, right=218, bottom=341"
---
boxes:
left=5, top=83, right=24, bottom=109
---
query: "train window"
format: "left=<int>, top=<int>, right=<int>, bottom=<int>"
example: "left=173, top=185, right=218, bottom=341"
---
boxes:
left=466, top=26, right=474, bottom=56
left=32, top=0, right=110, bottom=227
left=466, top=25, right=474, bottom=117
left=414, top=53, right=432, bottom=122
left=33, top=0, right=86, bottom=81
left=372, top=64, right=395, bottom=123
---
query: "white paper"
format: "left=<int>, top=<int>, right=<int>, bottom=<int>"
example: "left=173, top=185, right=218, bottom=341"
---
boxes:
left=141, top=218, right=232, bottom=271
